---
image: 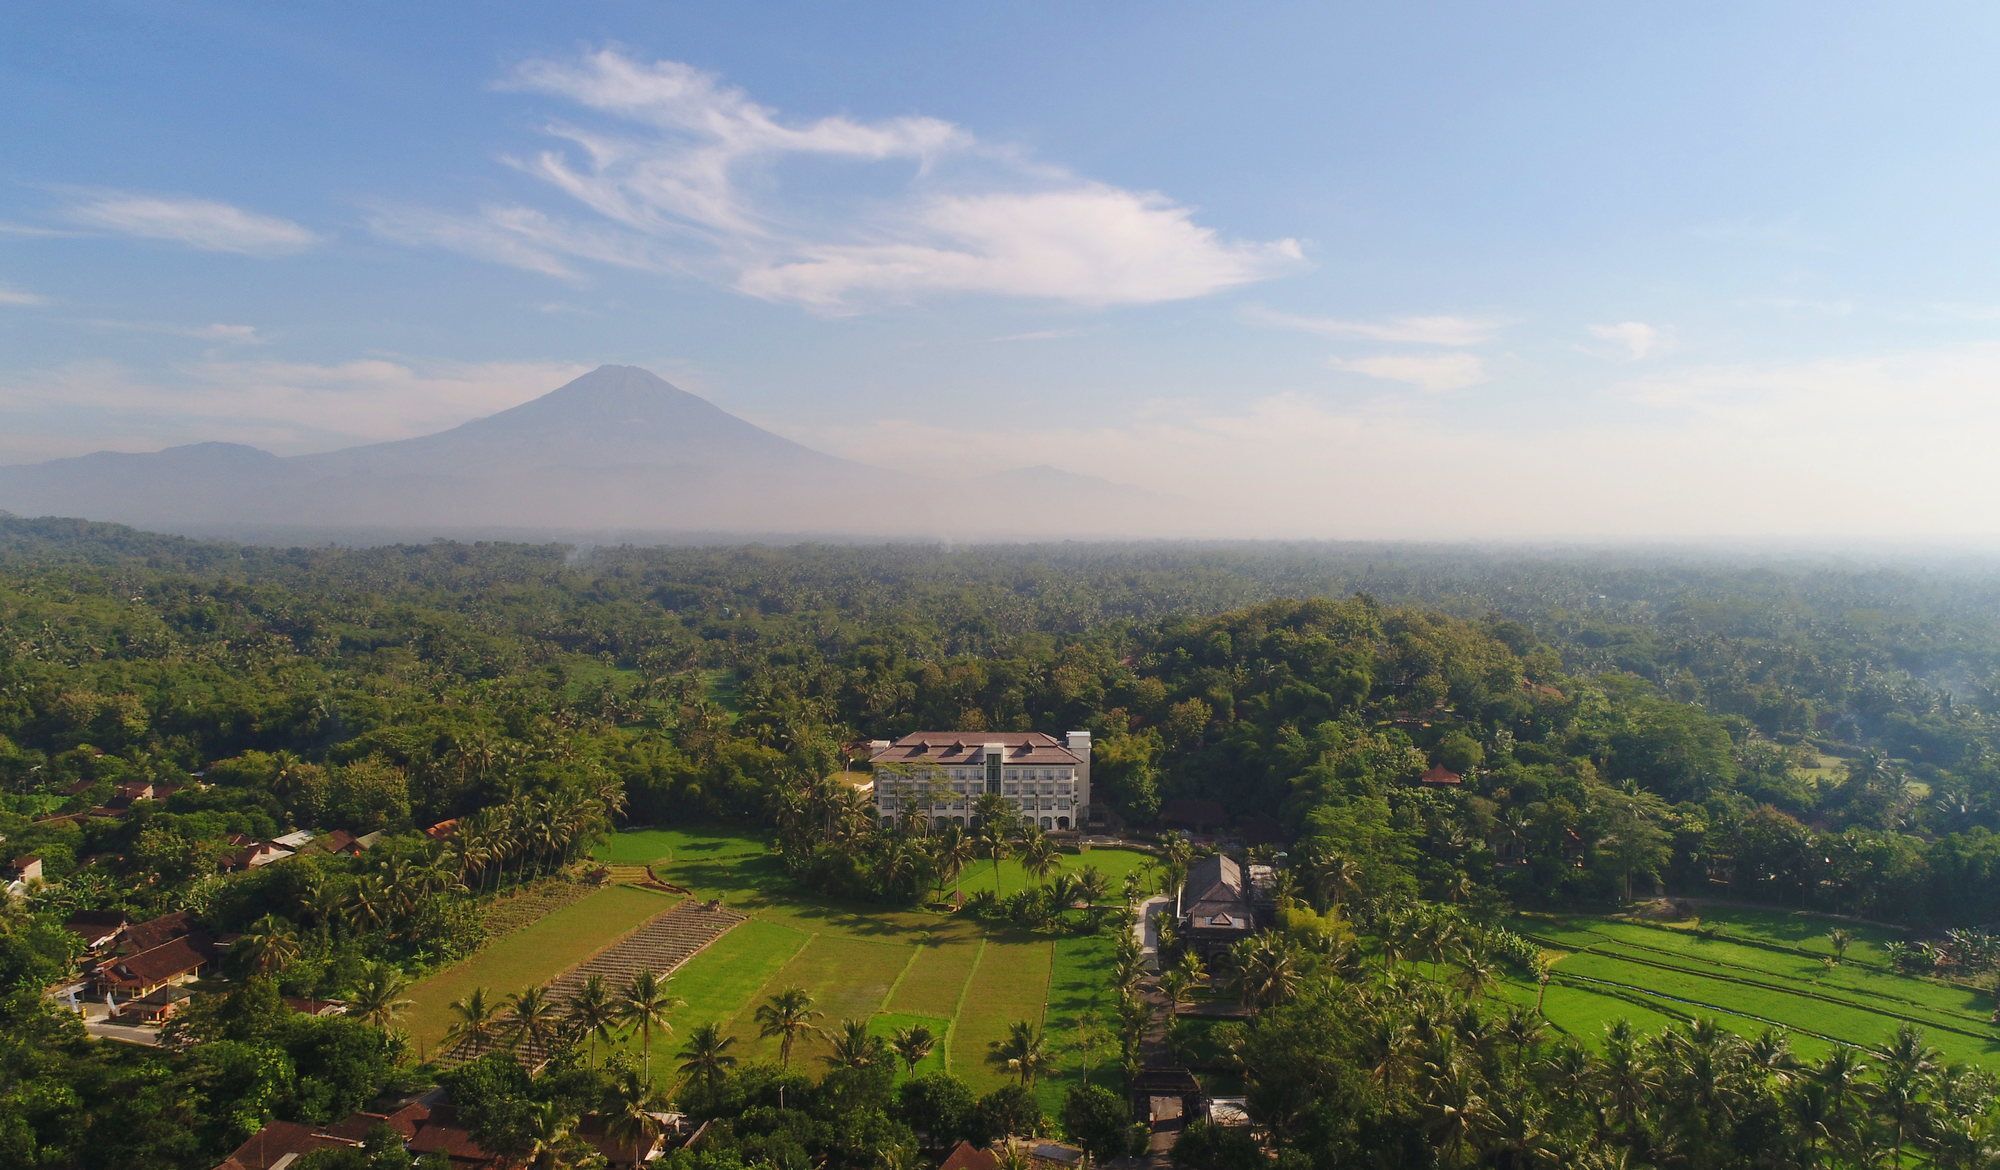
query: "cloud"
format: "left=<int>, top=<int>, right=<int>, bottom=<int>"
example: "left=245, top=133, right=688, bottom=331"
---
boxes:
left=381, top=49, right=1302, bottom=307
left=61, top=191, right=319, bottom=255
left=1243, top=306, right=1500, bottom=346
left=1329, top=352, right=1486, bottom=392
left=0, top=284, right=48, bottom=307
left=77, top=319, right=263, bottom=343
left=1587, top=320, right=1672, bottom=360
left=736, top=187, right=1301, bottom=307
left=0, top=358, right=591, bottom=461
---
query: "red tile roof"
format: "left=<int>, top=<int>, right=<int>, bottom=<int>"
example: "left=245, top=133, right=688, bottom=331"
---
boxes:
left=214, top=1120, right=344, bottom=1170
left=100, top=933, right=212, bottom=991
left=939, top=1141, right=1002, bottom=1170
left=121, top=910, right=195, bottom=953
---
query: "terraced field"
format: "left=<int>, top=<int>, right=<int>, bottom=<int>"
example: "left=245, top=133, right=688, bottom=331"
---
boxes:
left=1504, top=908, right=2000, bottom=1066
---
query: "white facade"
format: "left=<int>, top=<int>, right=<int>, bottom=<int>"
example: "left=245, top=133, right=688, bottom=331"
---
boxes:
left=870, top=731, right=1091, bottom=831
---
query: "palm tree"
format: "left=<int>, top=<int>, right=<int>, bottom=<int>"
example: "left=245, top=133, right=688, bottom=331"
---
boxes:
left=443, top=987, right=501, bottom=1058
left=1311, top=851, right=1361, bottom=913
left=519, top=1099, right=585, bottom=1170
left=676, top=1023, right=737, bottom=1096
left=1230, top=936, right=1302, bottom=1009
left=754, top=986, right=823, bottom=1070
left=976, top=810, right=1015, bottom=892
left=564, top=975, right=619, bottom=1065
left=936, top=824, right=978, bottom=902
left=1159, top=966, right=1193, bottom=1013
left=604, top=1069, right=670, bottom=1168
left=348, top=961, right=413, bottom=1032
left=237, top=914, right=301, bottom=977
left=988, top=1020, right=1053, bottom=1088
left=618, top=971, right=682, bottom=1079
left=506, top=984, right=562, bottom=1058
left=890, top=1023, right=936, bottom=1074
left=1827, top=928, right=1854, bottom=965
left=825, top=1018, right=887, bottom=1070
left=1073, top=864, right=1107, bottom=908
left=1876, top=1024, right=1940, bottom=1167
left=1019, top=831, right=1060, bottom=882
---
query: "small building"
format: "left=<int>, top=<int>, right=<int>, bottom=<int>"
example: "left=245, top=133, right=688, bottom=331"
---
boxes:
left=1418, top=764, right=1463, bottom=787
left=223, top=839, right=295, bottom=872
left=1177, top=854, right=1256, bottom=957
left=5, top=855, right=42, bottom=897
left=95, top=933, right=213, bottom=999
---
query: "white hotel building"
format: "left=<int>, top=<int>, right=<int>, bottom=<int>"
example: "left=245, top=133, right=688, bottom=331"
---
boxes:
left=868, top=731, right=1091, bottom=831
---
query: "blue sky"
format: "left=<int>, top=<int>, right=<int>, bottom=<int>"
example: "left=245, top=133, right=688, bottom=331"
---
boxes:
left=6, top=3, right=2000, bottom=538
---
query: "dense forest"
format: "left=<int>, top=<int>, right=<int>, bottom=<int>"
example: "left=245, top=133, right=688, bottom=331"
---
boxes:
left=9, top=517, right=2000, bottom=1166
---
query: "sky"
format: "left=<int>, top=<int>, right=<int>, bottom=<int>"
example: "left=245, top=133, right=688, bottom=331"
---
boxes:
left=6, top=3, right=2000, bottom=540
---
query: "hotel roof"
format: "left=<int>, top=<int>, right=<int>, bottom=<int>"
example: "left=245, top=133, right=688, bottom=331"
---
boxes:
left=869, top=731, right=1081, bottom=767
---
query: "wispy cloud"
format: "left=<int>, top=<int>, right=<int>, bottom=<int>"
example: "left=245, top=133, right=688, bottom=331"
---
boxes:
left=377, top=49, right=1302, bottom=308
left=0, top=284, right=49, bottom=307
left=61, top=191, right=320, bottom=255
left=79, top=319, right=264, bottom=343
left=1329, top=352, right=1486, bottom=392
left=1587, top=320, right=1672, bottom=360
left=1243, top=306, right=1500, bottom=346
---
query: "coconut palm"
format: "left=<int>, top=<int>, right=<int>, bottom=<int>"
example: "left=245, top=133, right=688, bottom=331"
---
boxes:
left=237, top=914, right=301, bottom=977
left=1876, top=1024, right=1941, bottom=1167
left=519, top=1099, right=586, bottom=1170
left=443, top=987, right=501, bottom=1058
left=890, top=1023, right=936, bottom=1074
left=676, top=1023, right=737, bottom=1095
left=618, top=971, right=682, bottom=1079
left=825, top=1018, right=887, bottom=1070
left=506, top=984, right=562, bottom=1057
left=988, top=1020, right=1053, bottom=1088
left=754, top=986, right=823, bottom=1070
left=604, top=1069, right=670, bottom=1168
left=564, top=975, right=619, bottom=1065
left=348, top=961, right=413, bottom=1032
left=1019, top=831, right=1060, bottom=882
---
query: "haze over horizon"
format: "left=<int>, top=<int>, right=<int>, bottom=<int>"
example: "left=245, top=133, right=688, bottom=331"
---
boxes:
left=7, top=5, right=2000, bottom=541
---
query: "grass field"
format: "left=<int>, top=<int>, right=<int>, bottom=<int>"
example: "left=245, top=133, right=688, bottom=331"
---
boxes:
left=1506, top=905, right=2000, bottom=1066
left=403, top=883, right=680, bottom=1055
left=418, top=824, right=1147, bottom=1108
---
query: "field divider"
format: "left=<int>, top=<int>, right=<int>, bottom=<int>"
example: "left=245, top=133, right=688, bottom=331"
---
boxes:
left=1553, top=971, right=1888, bottom=1053
left=880, top=933, right=926, bottom=1011
left=943, top=938, right=988, bottom=1077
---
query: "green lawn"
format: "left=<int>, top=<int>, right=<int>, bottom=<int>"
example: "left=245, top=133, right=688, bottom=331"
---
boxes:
left=402, top=883, right=678, bottom=1055
left=1509, top=906, right=2000, bottom=1067
left=587, top=825, right=1145, bottom=1100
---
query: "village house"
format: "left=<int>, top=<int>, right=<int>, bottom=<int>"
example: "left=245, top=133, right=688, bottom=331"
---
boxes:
left=1176, top=854, right=1258, bottom=958
left=869, top=730, right=1091, bottom=831
left=217, top=1091, right=682, bottom=1170
left=937, top=1138, right=1084, bottom=1169
left=89, top=909, right=215, bottom=1002
left=5, top=854, right=43, bottom=897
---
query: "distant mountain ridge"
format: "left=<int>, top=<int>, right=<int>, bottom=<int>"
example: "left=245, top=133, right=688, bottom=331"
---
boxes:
left=0, top=365, right=1173, bottom=539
